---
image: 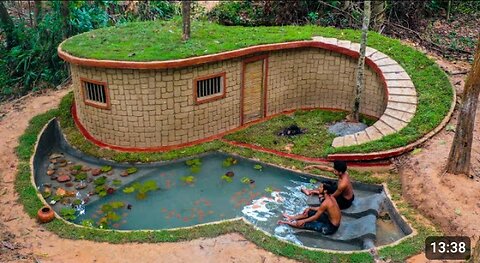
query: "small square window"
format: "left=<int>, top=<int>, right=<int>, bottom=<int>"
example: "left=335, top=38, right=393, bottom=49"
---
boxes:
left=81, top=78, right=110, bottom=109
left=194, top=73, right=226, bottom=104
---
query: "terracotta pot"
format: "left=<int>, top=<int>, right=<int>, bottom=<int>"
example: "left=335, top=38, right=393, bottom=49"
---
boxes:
left=37, top=206, right=55, bottom=223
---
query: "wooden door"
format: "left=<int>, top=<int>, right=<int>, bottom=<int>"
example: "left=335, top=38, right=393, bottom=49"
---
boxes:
left=242, top=56, right=267, bottom=124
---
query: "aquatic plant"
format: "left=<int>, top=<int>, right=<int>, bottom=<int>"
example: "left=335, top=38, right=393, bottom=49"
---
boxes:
left=253, top=164, right=263, bottom=171
left=309, top=178, right=317, bottom=184
left=51, top=195, right=62, bottom=202
left=126, top=167, right=138, bottom=174
left=59, top=207, right=77, bottom=221
left=95, top=185, right=107, bottom=197
left=71, top=165, right=83, bottom=171
left=124, top=180, right=159, bottom=200
left=122, top=186, right=135, bottom=193
left=186, top=158, right=202, bottom=173
left=94, top=176, right=107, bottom=186
left=222, top=157, right=238, bottom=167
left=241, top=177, right=251, bottom=184
left=264, top=186, right=273, bottom=193
left=180, top=175, right=196, bottom=184
left=100, top=165, right=112, bottom=173
left=97, top=201, right=125, bottom=228
left=42, top=190, right=51, bottom=199
left=221, top=175, right=233, bottom=183
left=74, top=172, right=88, bottom=181
left=72, top=199, right=82, bottom=206
left=112, top=179, right=122, bottom=186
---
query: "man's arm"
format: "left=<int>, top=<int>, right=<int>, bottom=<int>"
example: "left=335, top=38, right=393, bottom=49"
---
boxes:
left=330, top=182, right=346, bottom=198
left=297, top=204, right=326, bottom=226
left=304, top=165, right=335, bottom=173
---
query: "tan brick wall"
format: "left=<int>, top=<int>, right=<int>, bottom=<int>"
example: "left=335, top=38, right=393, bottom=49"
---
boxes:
left=267, top=48, right=385, bottom=117
left=71, top=47, right=386, bottom=148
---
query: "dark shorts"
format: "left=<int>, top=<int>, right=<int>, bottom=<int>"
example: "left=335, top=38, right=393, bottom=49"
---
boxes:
left=303, top=211, right=339, bottom=235
left=336, top=194, right=354, bottom=210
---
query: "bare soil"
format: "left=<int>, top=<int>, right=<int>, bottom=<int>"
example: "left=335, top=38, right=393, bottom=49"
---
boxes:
left=0, top=88, right=296, bottom=263
left=401, top=53, right=480, bottom=263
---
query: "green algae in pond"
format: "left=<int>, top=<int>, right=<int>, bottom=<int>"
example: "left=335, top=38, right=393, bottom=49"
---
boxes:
left=309, top=178, right=317, bottom=184
left=254, top=164, right=263, bottom=171
left=71, top=165, right=83, bottom=171
left=112, top=179, right=122, bottom=186
left=74, top=172, right=87, bottom=181
left=123, top=186, right=135, bottom=193
left=180, top=175, right=195, bottom=184
left=94, top=176, right=107, bottom=186
left=186, top=158, right=202, bottom=173
left=126, top=167, right=138, bottom=174
left=81, top=219, right=94, bottom=227
left=60, top=207, right=77, bottom=221
left=222, top=157, right=238, bottom=167
left=221, top=175, right=233, bottom=183
left=100, top=165, right=112, bottom=173
left=123, top=180, right=159, bottom=200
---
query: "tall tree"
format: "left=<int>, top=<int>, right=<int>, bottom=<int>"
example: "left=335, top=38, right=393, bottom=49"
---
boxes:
left=33, top=0, right=42, bottom=27
left=60, top=0, right=69, bottom=39
left=351, top=0, right=371, bottom=122
left=446, top=38, right=480, bottom=175
left=0, top=1, right=15, bottom=49
left=182, top=0, right=191, bottom=41
left=371, top=0, right=385, bottom=32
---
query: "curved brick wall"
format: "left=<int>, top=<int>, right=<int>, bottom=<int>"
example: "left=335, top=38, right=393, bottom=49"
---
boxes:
left=62, top=38, right=416, bottom=150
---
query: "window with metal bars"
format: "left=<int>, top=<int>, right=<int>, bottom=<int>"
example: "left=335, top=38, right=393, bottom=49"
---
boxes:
left=82, top=79, right=109, bottom=109
left=195, top=74, right=225, bottom=103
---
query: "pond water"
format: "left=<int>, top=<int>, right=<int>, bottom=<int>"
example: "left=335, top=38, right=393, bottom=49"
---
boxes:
left=34, top=122, right=409, bottom=251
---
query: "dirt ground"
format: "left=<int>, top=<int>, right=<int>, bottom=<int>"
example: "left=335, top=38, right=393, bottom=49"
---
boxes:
left=402, top=52, right=480, bottom=263
left=0, top=54, right=479, bottom=263
left=0, top=88, right=296, bottom=263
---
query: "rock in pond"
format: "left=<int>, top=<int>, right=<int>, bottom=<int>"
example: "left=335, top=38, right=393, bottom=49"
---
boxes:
left=91, top=168, right=102, bottom=176
left=57, top=175, right=71, bottom=183
left=120, top=171, right=129, bottom=177
left=47, top=170, right=55, bottom=176
left=75, top=182, right=87, bottom=190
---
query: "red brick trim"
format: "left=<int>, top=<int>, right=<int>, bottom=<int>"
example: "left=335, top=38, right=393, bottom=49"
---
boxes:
left=240, top=54, right=269, bottom=125
left=80, top=77, right=110, bottom=110
left=193, top=72, right=227, bottom=104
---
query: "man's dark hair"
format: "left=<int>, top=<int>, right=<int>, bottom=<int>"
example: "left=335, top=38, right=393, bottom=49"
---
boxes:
left=322, top=181, right=336, bottom=194
left=333, top=160, right=347, bottom=174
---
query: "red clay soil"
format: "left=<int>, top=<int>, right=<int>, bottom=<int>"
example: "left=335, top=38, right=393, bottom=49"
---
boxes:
left=0, top=88, right=296, bottom=263
left=403, top=54, right=480, bottom=263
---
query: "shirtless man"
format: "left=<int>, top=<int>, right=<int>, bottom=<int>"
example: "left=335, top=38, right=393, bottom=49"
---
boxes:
left=302, top=160, right=355, bottom=209
left=278, top=184, right=341, bottom=235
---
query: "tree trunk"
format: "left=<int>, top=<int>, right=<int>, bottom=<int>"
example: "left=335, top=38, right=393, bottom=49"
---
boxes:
left=182, top=0, right=191, bottom=41
left=33, top=0, right=42, bottom=27
left=0, top=2, right=15, bottom=49
left=446, top=38, right=480, bottom=175
left=60, top=0, right=69, bottom=39
left=351, top=0, right=371, bottom=122
left=371, top=0, right=385, bottom=32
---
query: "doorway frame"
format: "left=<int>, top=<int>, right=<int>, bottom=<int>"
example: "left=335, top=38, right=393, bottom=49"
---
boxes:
left=240, top=54, right=269, bottom=125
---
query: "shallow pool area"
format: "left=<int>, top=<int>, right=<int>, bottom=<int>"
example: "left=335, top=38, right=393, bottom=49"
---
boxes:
left=33, top=120, right=412, bottom=251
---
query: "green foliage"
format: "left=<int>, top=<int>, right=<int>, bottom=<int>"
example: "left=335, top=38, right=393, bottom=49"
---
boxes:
left=125, top=180, right=159, bottom=199
left=186, top=158, right=202, bottom=173
left=221, top=175, right=233, bottom=183
left=126, top=167, right=138, bottom=174
left=42, top=190, right=51, bottom=199
left=71, top=165, right=83, bottom=171
left=81, top=219, right=95, bottom=227
left=253, top=164, right=263, bottom=171
left=241, top=177, right=251, bottom=184
left=72, top=199, right=82, bottom=206
left=95, top=185, right=107, bottom=197
left=123, top=186, right=135, bottom=194
left=180, top=175, right=196, bottom=184
left=112, top=179, right=122, bottom=186
left=0, top=1, right=178, bottom=101
left=60, top=207, right=77, bottom=221
left=309, top=178, right=318, bottom=184
left=222, top=157, right=238, bottom=167
left=264, top=186, right=273, bottom=193
left=100, top=165, right=112, bottom=173
left=74, top=172, right=88, bottom=181
left=51, top=195, right=62, bottom=202
left=93, top=176, right=107, bottom=186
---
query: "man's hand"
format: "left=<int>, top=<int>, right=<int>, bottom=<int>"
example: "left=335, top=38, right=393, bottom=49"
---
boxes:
left=295, top=220, right=305, bottom=227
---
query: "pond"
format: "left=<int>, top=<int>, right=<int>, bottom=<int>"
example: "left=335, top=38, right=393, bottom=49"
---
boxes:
left=33, top=120, right=411, bottom=251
